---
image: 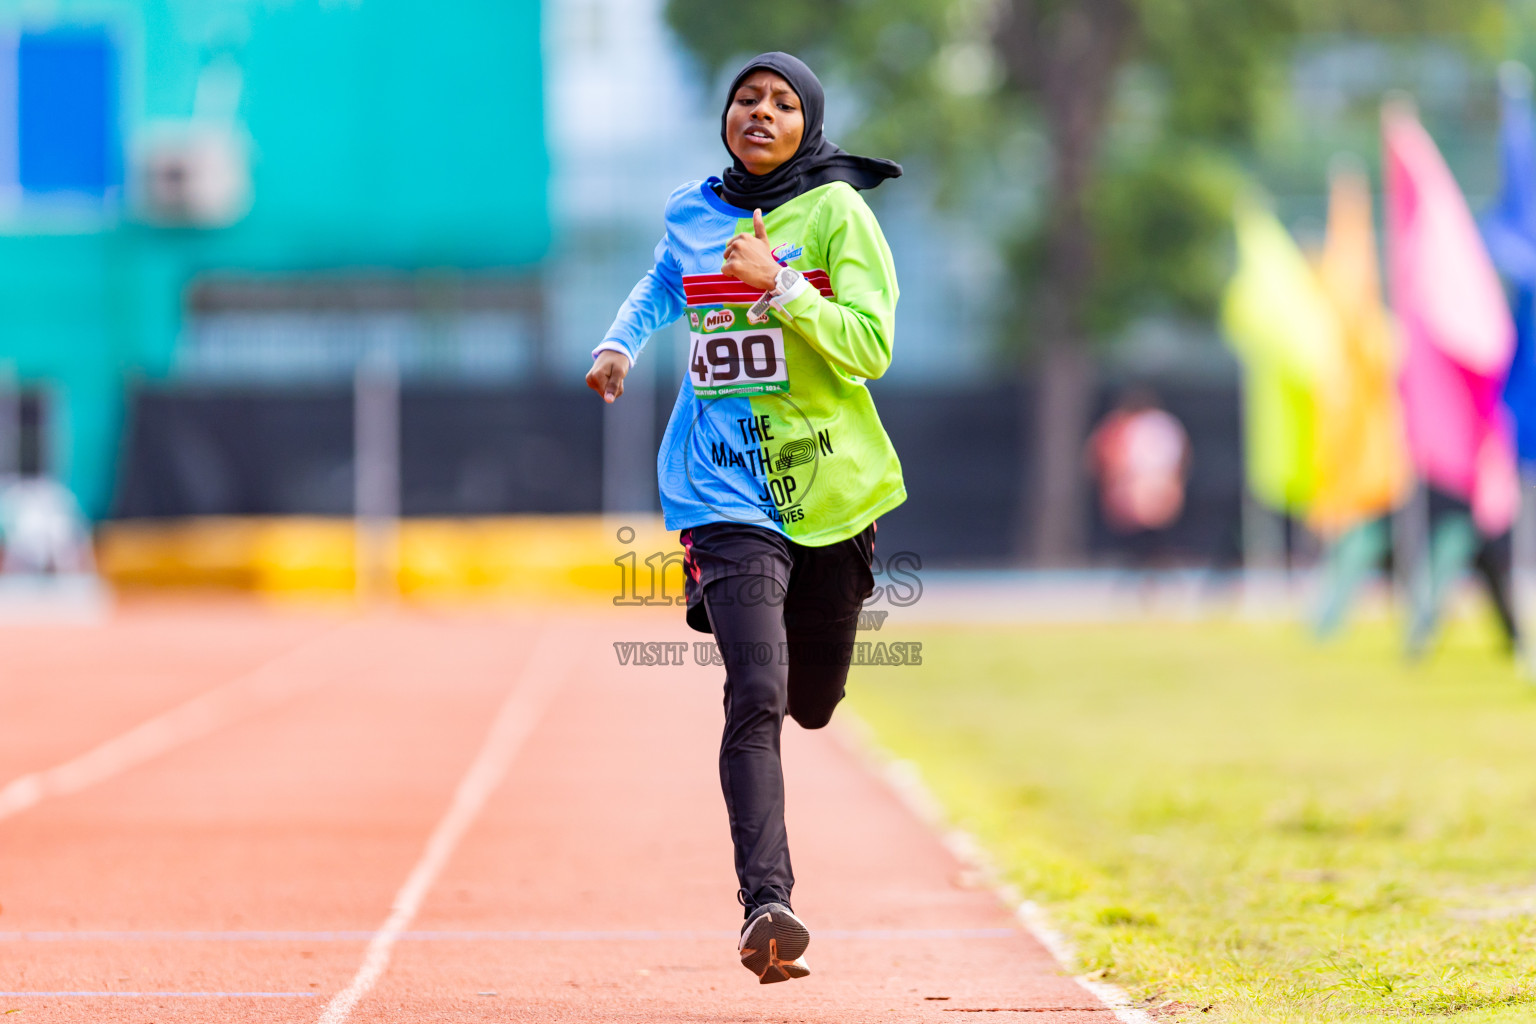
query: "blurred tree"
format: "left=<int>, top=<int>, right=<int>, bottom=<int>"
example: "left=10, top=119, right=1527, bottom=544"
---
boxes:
left=665, top=0, right=1504, bottom=564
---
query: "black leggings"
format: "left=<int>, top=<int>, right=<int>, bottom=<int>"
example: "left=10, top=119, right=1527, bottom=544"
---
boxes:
left=692, top=524, right=875, bottom=915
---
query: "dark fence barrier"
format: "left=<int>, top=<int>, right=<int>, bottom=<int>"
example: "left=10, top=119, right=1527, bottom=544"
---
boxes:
left=114, top=387, right=603, bottom=518
left=113, top=381, right=1242, bottom=567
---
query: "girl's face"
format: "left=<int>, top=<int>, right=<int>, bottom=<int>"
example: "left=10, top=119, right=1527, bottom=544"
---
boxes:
left=725, top=70, right=805, bottom=177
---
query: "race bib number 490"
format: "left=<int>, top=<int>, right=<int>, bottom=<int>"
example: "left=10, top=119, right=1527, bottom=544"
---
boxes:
left=688, top=328, right=790, bottom=398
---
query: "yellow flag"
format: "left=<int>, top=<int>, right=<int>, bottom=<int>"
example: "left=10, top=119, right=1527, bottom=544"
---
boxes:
left=1221, top=195, right=1343, bottom=513
left=1308, top=165, right=1411, bottom=536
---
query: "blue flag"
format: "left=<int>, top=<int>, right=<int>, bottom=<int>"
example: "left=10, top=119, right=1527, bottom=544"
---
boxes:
left=1482, top=65, right=1536, bottom=464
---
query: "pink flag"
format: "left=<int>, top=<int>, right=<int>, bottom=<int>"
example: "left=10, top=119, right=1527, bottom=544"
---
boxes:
left=1384, top=102, right=1519, bottom=533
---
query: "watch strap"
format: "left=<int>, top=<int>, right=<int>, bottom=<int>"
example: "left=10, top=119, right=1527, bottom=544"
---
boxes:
left=770, top=268, right=810, bottom=312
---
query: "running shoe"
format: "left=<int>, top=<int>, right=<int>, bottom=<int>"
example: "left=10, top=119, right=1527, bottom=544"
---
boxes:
left=738, top=902, right=810, bottom=984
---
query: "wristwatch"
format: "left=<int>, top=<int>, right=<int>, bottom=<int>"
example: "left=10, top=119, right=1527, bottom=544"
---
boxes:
left=748, top=268, right=806, bottom=324
left=773, top=267, right=803, bottom=295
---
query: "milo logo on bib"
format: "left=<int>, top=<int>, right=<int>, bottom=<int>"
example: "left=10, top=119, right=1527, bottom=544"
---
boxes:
left=702, top=308, right=735, bottom=332
left=687, top=303, right=790, bottom=398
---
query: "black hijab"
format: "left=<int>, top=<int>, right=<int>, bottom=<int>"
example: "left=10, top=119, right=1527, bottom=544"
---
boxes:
left=718, top=52, right=901, bottom=213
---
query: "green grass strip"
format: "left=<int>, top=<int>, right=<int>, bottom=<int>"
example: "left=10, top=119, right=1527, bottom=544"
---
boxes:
left=847, top=615, right=1536, bottom=1023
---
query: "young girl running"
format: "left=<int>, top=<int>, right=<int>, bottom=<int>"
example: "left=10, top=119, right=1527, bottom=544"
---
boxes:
left=586, top=51, right=905, bottom=985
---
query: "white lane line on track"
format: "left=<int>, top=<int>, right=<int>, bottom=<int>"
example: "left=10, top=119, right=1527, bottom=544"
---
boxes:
left=0, top=624, right=358, bottom=823
left=834, top=714, right=1156, bottom=1024
left=1, top=928, right=1019, bottom=942
left=316, top=627, right=571, bottom=1024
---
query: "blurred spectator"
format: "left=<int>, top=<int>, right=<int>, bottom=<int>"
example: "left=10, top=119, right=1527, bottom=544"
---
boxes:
left=1408, top=486, right=1522, bottom=660
left=1086, top=389, right=1191, bottom=567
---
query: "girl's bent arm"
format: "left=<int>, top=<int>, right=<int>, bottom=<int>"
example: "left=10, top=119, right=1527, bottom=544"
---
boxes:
left=594, top=237, right=687, bottom=367
left=775, top=187, right=898, bottom=380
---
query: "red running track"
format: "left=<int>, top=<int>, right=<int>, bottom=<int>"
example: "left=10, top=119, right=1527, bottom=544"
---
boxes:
left=0, top=600, right=1114, bottom=1022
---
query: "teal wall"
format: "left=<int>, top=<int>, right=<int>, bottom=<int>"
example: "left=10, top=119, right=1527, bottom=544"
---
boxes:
left=0, top=0, right=549, bottom=516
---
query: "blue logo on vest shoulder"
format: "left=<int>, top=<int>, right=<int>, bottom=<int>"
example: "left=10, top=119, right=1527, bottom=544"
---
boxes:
left=771, top=242, right=804, bottom=265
